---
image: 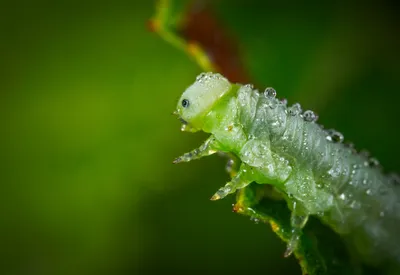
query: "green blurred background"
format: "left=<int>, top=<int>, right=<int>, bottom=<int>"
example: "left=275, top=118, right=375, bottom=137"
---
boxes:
left=1, top=0, right=399, bottom=274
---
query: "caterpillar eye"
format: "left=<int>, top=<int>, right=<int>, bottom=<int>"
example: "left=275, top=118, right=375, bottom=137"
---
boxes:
left=181, top=99, right=190, bottom=108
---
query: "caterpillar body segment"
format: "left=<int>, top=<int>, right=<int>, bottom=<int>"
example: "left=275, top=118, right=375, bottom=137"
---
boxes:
left=173, top=72, right=400, bottom=265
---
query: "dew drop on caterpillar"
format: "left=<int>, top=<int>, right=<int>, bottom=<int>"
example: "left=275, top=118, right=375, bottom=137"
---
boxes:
left=172, top=72, right=400, bottom=266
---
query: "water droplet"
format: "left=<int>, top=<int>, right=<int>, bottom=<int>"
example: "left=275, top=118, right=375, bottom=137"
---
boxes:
left=264, top=87, right=277, bottom=98
left=339, top=193, right=346, bottom=200
left=250, top=216, right=260, bottom=224
left=244, top=84, right=254, bottom=90
left=331, top=131, right=344, bottom=143
left=368, top=157, right=380, bottom=167
left=344, top=142, right=357, bottom=153
left=362, top=179, right=367, bottom=185
left=196, top=72, right=221, bottom=83
left=261, top=144, right=268, bottom=150
left=303, top=110, right=318, bottom=122
left=326, top=129, right=344, bottom=143
left=288, top=103, right=302, bottom=116
left=280, top=98, right=288, bottom=105
left=316, top=211, right=325, bottom=217
left=366, top=189, right=372, bottom=195
left=380, top=211, right=385, bottom=217
left=350, top=200, right=361, bottom=209
left=196, top=72, right=207, bottom=81
left=181, top=124, right=187, bottom=131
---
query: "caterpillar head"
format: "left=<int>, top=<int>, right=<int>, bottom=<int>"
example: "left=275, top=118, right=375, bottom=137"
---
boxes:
left=175, top=72, right=232, bottom=132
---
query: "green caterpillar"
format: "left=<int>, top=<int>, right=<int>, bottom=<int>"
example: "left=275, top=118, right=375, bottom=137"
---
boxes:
left=173, top=72, right=400, bottom=266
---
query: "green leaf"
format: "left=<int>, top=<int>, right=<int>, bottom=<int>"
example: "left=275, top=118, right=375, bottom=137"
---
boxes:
left=235, top=183, right=362, bottom=275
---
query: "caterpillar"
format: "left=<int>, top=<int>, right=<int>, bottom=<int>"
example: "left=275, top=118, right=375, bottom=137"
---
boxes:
left=173, top=72, right=400, bottom=266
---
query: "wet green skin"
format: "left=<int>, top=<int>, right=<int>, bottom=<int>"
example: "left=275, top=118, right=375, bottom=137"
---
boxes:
left=174, top=73, right=400, bottom=265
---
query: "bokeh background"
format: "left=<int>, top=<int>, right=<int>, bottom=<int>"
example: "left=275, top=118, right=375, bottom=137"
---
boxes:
left=2, top=0, right=400, bottom=274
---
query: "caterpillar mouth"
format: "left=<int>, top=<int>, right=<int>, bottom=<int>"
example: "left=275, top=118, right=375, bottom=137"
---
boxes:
left=177, top=116, right=197, bottom=132
left=172, top=110, right=187, bottom=125
left=173, top=110, right=196, bottom=132
left=179, top=117, right=188, bottom=125
left=179, top=117, right=194, bottom=132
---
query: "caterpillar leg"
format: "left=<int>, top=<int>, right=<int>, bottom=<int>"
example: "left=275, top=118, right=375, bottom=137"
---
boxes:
left=173, top=136, right=221, bottom=164
left=284, top=202, right=309, bottom=257
left=210, top=164, right=252, bottom=201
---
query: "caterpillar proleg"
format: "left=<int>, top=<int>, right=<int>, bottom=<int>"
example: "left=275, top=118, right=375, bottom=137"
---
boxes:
left=173, top=72, right=400, bottom=266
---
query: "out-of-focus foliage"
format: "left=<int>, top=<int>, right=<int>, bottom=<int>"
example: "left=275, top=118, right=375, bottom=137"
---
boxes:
left=1, top=0, right=399, bottom=275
